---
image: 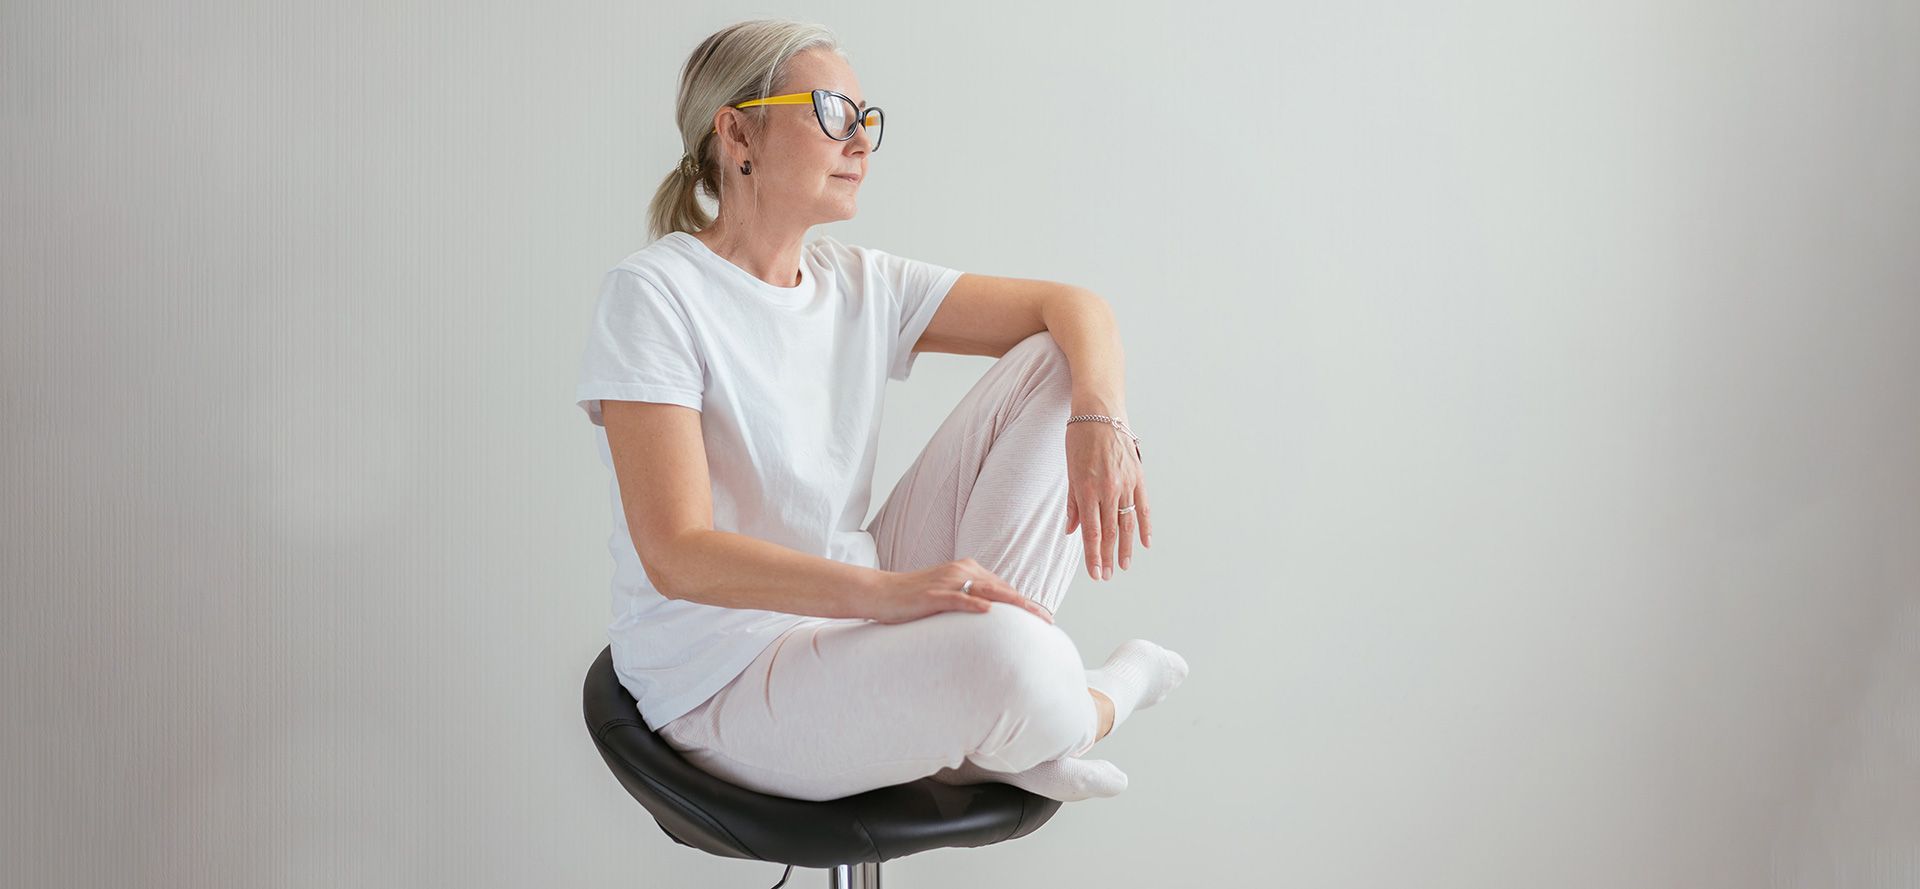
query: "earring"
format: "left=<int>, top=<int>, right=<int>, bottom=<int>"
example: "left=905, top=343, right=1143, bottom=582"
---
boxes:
left=740, top=160, right=752, bottom=176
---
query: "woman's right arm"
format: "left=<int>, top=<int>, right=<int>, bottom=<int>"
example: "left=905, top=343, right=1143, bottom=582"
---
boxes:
left=600, top=400, right=1053, bottom=625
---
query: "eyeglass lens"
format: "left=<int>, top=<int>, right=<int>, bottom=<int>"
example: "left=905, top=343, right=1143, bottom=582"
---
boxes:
left=815, top=92, right=882, bottom=149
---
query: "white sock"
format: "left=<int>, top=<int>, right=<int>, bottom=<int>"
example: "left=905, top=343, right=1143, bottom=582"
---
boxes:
left=1084, top=639, right=1189, bottom=737
left=927, top=755, right=1129, bottom=801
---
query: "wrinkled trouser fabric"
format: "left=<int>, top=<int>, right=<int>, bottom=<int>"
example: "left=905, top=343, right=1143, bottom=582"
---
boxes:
left=655, top=331, right=1101, bottom=802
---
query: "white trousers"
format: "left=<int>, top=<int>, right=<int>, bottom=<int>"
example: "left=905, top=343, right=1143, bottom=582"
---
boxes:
left=656, top=331, right=1103, bottom=802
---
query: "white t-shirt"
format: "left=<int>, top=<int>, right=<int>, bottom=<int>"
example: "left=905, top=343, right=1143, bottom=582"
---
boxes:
left=575, top=229, right=963, bottom=731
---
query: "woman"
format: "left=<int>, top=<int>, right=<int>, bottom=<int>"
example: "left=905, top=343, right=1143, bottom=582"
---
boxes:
left=574, top=18, right=1187, bottom=802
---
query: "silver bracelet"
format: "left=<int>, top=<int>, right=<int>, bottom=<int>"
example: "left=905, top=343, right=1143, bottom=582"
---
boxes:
left=1066, top=413, right=1143, bottom=463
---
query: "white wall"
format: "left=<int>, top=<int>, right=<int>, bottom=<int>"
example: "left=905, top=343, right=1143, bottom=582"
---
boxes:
left=3, top=2, right=1915, bottom=887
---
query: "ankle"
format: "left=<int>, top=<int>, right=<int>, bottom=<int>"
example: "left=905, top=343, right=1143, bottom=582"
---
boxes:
left=1089, top=688, right=1115, bottom=740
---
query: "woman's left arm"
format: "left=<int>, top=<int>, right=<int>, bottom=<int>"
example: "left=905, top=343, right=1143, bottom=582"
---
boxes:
left=1041, top=289, right=1151, bottom=582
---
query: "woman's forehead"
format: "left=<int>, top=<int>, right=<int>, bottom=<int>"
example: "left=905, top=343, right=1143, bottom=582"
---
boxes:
left=791, top=53, right=863, bottom=106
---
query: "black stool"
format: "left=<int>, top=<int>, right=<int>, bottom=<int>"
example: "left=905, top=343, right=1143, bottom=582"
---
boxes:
left=582, top=645, right=1066, bottom=887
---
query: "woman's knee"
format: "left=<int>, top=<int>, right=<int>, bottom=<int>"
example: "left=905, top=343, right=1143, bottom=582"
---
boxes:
left=951, top=603, right=1088, bottom=711
left=953, top=604, right=1097, bottom=758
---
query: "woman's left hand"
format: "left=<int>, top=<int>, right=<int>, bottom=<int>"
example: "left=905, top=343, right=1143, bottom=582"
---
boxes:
left=1063, top=419, right=1151, bottom=580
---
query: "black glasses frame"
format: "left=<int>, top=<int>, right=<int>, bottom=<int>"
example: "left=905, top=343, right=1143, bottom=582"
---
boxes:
left=808, top=89, right=884, bottom=151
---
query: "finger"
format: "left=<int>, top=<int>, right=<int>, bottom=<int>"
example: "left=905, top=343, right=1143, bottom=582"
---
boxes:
left=951, top=592, right=993, bottom=613
left=962, top=578, right=1046, bottom=623
left=1118, top=494, right=1135, bottom=571
left=1004, top=580, right=1055, bottom=624
left=1064, top=494, right=1077, bottom=536
left=1102, top=494, right=1119, bottom=580
left=1135, top=482, right=1152, bottom=548
left=984, top=582, right=1054, bottom=624
left=1078, top=490, right=1104, bottom=580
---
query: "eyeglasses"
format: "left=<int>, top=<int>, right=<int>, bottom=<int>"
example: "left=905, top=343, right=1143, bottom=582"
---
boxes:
left=712, top=89, right=884, bottom=152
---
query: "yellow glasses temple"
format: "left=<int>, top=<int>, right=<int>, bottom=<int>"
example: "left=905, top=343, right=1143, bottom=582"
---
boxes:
left=708, top=93, right=875, bottom=134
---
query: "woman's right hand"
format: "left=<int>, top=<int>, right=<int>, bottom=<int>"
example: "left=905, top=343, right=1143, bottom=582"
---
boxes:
left=865, top=558, right=1056, bottom=626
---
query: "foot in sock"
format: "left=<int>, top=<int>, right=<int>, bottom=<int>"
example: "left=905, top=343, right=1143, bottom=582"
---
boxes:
left=927, top=755, right=1128, bottom=801
left=1084, top=639, right=1189, bottom=739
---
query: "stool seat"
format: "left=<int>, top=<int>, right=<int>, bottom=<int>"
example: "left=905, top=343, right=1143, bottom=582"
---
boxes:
left=582, top=644, right=1064, bottom=870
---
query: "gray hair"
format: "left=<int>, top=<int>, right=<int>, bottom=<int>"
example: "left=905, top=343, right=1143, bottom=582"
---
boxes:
left=647, top=19, right=848, bottom=241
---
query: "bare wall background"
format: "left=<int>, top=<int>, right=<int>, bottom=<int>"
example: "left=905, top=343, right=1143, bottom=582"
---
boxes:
left=3, top=1, right=1916, bottom=887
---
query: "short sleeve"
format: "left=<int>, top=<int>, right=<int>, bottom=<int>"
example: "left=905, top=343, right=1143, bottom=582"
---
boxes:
left=851, top=242, right=963, bottom=381
left=574, top=266, right=706, bottom=426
